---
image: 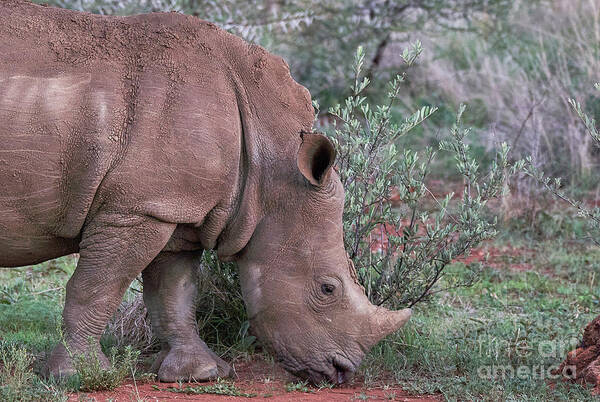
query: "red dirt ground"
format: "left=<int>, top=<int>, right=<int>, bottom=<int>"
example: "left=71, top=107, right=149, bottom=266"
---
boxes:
left=454, top=244, right=537, bottom=272
left=552, top=314, right=600, bottom=395
left=69, top=356, right=440, bottom=401
left=369, top=220, right=537, bottom=274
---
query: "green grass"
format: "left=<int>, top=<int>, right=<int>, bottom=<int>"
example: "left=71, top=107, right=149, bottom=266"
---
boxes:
left=1, top=237, right=599, bottom=400
left=0, top=257, right=73, bottom=352
left=0, top=258, right=72, bottom=401
left=71, top=343, right=140, bottom=392
left=0, top=343, right=67, bottom=401
left=361, top=240, right=599, bottom=400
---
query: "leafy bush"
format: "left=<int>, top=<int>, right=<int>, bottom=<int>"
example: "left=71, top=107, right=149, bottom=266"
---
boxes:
left=325, top=45, right=522, bottom=307
left=103, top=290, right=158, bottom=354
left=195, top=252, right=256, bottom=357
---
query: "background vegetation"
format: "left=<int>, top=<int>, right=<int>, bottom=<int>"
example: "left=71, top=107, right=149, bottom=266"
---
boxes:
left=3, top=0, right=599, bottom=400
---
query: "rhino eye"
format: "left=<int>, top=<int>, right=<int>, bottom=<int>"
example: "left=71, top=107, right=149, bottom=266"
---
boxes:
left=321, top=283, right=336, bottom=295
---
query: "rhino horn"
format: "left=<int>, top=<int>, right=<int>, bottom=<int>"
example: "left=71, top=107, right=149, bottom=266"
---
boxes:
left=366, top=307, right=412, bottom=346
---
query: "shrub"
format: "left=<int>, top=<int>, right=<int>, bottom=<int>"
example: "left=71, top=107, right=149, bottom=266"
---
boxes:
left=195, top=251, right=255, bottom=357
left=104, top=290, right=158, bottom=354
left=325, top=45, right=522, bottom=307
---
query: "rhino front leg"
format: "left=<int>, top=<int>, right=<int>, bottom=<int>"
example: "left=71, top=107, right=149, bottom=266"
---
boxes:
left=46, top=216, right=175, bottom=378
left=143, top=251, right=231, bottom=382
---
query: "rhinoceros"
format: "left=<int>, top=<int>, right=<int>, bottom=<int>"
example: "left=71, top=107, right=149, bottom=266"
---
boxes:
left=0, top=0, right=411, bottom=384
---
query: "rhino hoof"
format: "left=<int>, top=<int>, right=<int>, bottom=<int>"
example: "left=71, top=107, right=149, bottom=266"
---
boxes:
left=210, top=352, right=232, bottom=378
left=149, top=349, right=170, bottom=374
left=157, top=348, right=219, bottom=382
left=45, top=343, right=109, bottom=379
left=45, top=345, right=76, bottom=379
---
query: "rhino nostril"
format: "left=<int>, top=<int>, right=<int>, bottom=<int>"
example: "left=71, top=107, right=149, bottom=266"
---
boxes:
left=332, top=361, right=352, bottom=384
left=336, top=369, right=345, bottom=384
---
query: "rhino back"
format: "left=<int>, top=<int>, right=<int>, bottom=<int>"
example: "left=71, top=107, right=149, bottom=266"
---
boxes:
left=0, top=1, right=246, bottom=260
left=0, top=0, right=315, bottom=263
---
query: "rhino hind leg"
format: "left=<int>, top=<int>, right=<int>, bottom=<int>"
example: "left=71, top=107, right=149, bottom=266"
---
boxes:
left=143, top=251, right=231, bottom=382
left=46, top=216, right=176, bottom=378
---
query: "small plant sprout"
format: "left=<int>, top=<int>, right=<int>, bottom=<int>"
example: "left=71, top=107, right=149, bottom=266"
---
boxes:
left=165, top=378, right=257, bottom=397
left=285, top=380, right=312, bottom=393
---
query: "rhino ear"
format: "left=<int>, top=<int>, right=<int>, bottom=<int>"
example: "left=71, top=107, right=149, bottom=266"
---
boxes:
left=297, top=132, right=336, bottom=186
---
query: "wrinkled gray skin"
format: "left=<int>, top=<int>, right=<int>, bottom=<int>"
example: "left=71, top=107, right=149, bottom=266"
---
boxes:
left=0, top=0, right=411, bottom=384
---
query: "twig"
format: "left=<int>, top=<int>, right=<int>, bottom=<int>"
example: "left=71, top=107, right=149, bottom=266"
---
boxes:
left=29, top=287, right=62, bottom=296
left=511, top=96, right=546, bottom=152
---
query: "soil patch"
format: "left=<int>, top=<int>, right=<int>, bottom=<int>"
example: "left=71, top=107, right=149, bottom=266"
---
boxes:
left=69, top=356, right=439, bottom=401
left=553, top=314, right=600, bottom=395
left=454, top=243, right=537, bottom=272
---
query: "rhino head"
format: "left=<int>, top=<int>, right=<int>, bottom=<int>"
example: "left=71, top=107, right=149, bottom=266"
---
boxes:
left=233, top=132, right=411, bottom=384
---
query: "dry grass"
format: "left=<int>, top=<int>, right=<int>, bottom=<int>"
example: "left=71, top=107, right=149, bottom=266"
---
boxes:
left=105, top=293, right=157, bottom=354
left=391, top=0, right=600, bottom=202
